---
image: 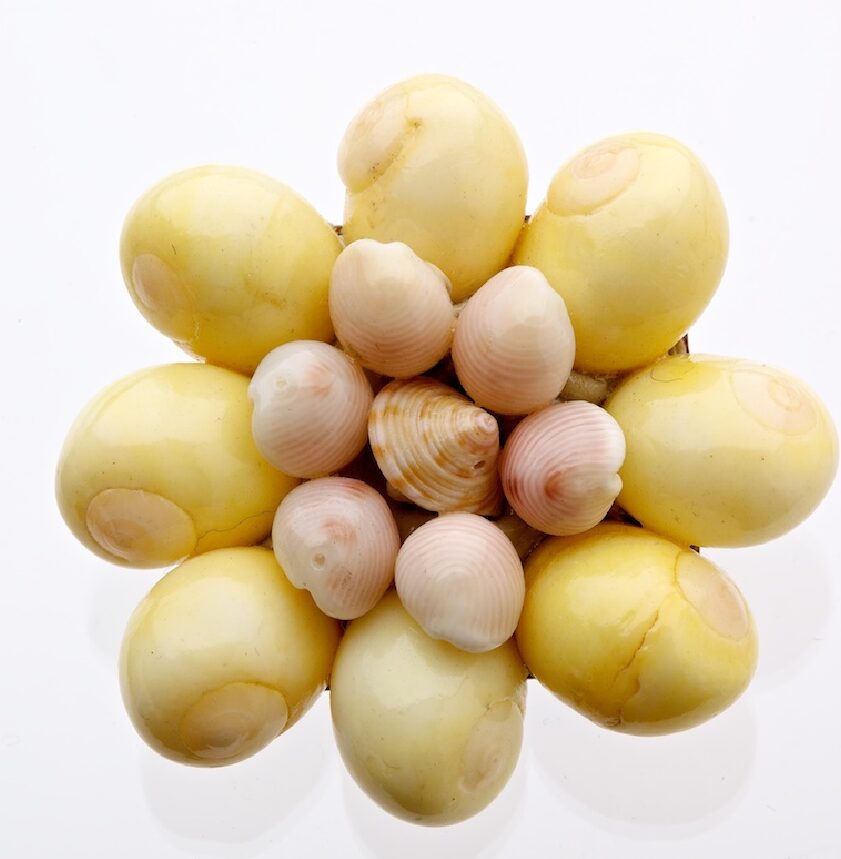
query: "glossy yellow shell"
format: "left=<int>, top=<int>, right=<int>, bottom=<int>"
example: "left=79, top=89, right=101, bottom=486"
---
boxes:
left=56, top=363, right=297, bottom=567
left=331, top=592, right=527, bottom=825
left=120, top=165, right=342, bottom=374
left=514, top=133, right=728, bottom=372
left=606, top=355, right=838, bottom=547
left=339, top=74, right=528, bottom=302
left=120, top=547, right=340, bottom=766
left=516, top=524, right=757, bottom=735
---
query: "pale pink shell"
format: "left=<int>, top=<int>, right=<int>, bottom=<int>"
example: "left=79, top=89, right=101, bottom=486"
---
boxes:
left=395, top=513, right=525, bottom=652
left=271, top=477, right=399, bottom=620
left=329, top=239, right=456, bottom=378
left=452, top=266, right=575, bottom=415
left=369, top=378, right=503, bottom=515
left=500, top=401, right=626, bottom=536
left=249, top=341, right=373, bottom=478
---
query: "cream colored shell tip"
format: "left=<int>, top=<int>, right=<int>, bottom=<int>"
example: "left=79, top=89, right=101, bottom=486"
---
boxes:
left=271, top=477, right=399, bottom=620
left=329, top=239, right=456, bottom=378
left=395, top=513, right=525, bottom=652
left=249, top=341, right=373, bottom=478
left=453, top=266, right=575, bottom=415
left=369, top=378, right=502, bottom=515
left=501, top=401, right=626, bottom=536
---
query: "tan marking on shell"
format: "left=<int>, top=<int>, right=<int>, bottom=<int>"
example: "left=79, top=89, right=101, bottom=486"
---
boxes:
left=329, top=239, right=456, bottom=378
left=368, top=378, right=503, bottom=515
left=395, top=513, right=525, bottom=652
left=249, top=341, right=373, bottom=478
left=500, top=401, right=626, bottom=536
left=452, top=266, right=575, bottom=415
left=272, top=477, right=399, bottom=620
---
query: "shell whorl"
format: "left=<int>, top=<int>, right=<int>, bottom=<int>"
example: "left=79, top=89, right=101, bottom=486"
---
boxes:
left=395, top=512, right=525, bottom=652
left=500, top=401, right=626, bottom=536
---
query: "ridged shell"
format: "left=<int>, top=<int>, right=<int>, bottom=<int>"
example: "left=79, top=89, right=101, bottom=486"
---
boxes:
left=452, top=266, right=575, bottom=415
left=272, top=477, right=399, bottom=620
left=369, top=378, right=503, bottom=515
left=500, top=401, right=626, bottom=536
left=249, top=341, right=373, bottom=478
left=395, top=513, right=525, bottom=652
left=329, top=239, right=456, bottom=378
left=389, top=504, right=437, bottom=543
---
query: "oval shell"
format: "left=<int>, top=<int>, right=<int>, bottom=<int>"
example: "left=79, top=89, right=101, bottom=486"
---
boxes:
left=331, top=591, right=527, bottom=824
left=500, top=401, right=626, bottom=536
left=514, top=133, right=728, bottom=373
left=271, top=477, right=399, bottom=620
left=329, top=239, right=456, bottom=378
left=368, top=378, right=502, bottom=515
left=249, top=341, right=373, bottom=478
left=395, top=513, right=525, bottom=652
left=120, top=166, right=341, bottom=374
left=605, top=354, right=838, bottom=546
left=453, top=266, right=575, bottom=414
left=120, top=547, right=340, bottom=765
left=516, top=524, right=757, bottom=735
left=55, top=364, right=296, bottom=568
left=339, top=74, right=528, bottom=301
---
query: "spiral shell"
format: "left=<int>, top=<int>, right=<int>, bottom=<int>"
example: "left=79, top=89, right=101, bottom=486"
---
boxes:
left=452, top=266, right=575, bottom=415
left=249, top=341, right=373, bottom=478
left=272, top=477, right=399, bottom=620
left=500, top=401, right=626, bottom=536
left=395, top=513, right=525, bottom=652
left=368, top=378, right=502, bottom=515
left=329, top=239, right=456, bottom=378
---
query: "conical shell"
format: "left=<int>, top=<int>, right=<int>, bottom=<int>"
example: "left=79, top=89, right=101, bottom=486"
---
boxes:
left=368, top=378, right=503, bottom=515
left=329, top=239, right=456, bottom=378
left=500, top=401, right=626, bottom=536
left=249, top=341, right=373, bottom=478
left=452, top=266, right=575, bottom=415
left=395, top=513, right=525, bottom=652
left=272, top=477, right=399, bottom=620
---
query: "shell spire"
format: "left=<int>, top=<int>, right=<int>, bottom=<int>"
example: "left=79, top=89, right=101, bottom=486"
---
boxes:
left=368, top=378, right=503, bottom=515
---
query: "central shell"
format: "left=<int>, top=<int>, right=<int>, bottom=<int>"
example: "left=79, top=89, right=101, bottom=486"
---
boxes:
left=368, top=378, right=502, bottom=515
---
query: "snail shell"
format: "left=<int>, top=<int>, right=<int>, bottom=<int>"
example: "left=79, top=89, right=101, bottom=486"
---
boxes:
left=249, top=341, right=373, bottom=478
left=452, top=266, right=575, bottom=415
left=329, top=239, right=456, bottom=378
left=395, top=513, right=525, bottom=652
left=272, top=477, right=399, bottom=620
left=369, top=378, right=503, bottom=515
left=500, top=401, right=626, bottom=536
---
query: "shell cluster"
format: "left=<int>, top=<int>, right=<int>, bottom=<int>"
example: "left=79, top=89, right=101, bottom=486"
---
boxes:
left=58, top=72, right=837, bottom=828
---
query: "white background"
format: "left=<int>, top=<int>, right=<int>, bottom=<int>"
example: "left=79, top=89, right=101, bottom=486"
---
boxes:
left=2, top=1, right=840, bottom=856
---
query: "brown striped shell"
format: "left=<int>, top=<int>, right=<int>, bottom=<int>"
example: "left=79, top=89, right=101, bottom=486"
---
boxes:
left=329, top=239, right=456, bottom=378
left=452, top=266, right=575, bottom=415
left=271, top=477, right=399, bottom=620
left=249, top=341, right=373, bottom=478
left=394, top=513, right=525, bottom=652
left=368, top=378, right=503, bottom=515
left=500, top=401, right=626, bottom=536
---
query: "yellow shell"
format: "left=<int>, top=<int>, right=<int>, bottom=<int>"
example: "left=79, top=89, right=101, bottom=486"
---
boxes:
left=331, top=591, right=526, bottom=824
left=339, top=74, right=528, bottom=301
left=606, top=355, right=838, bottom=546
left=56, top=364, right=296, bottom=568
left=120, top=547, right=340, bottom=765
left=515, top=133, right=728, bottom=373
left=516, top=524, right=757, bottom=735
left=368, top=378, right=502, bottom=515
left=120, top=165, right=341, bottom=374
